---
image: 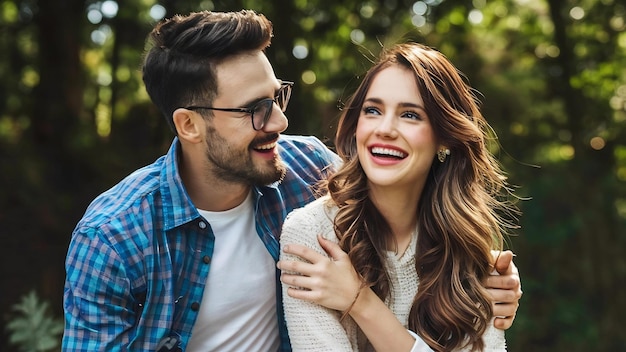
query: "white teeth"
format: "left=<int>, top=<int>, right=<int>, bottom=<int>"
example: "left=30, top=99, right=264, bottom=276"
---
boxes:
left=371, top=147, right=406, bottom=158
left=256, top=142, right=276, bottom=150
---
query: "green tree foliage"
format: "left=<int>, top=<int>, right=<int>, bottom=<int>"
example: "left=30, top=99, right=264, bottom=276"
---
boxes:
left=0, top=0, right=624, bottom=350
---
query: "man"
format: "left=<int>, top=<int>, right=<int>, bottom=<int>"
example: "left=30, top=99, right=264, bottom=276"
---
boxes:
left=63, top=10, right=521, bottom=351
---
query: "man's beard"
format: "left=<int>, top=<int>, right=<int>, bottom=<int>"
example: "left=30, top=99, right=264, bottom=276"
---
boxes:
left=204, top=126, right=286, bottom=186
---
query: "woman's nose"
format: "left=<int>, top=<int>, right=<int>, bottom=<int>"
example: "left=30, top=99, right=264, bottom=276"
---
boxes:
left=374, top=114, right=398, bottom=139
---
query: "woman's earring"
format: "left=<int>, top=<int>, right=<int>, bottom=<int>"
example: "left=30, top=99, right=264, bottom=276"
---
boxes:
left=437, top=148, right=450, bottom=162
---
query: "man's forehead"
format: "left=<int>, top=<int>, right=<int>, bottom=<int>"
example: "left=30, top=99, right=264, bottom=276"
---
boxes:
left=215, top=51, right=278, bottom=99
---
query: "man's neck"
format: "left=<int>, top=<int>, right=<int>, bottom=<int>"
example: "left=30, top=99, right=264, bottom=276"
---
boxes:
left=193, top=182, right=251, bottom=212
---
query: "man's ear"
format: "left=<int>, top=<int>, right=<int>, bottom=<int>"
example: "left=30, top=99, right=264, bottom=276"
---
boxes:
left=173, top=108, right=204, bottom=144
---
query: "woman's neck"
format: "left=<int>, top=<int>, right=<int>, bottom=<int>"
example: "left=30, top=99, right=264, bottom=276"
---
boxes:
left=368, top=186, right=419, bottom=253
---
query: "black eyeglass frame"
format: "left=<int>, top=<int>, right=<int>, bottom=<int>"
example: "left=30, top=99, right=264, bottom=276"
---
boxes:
left=184, top=80, right=294, bottom=131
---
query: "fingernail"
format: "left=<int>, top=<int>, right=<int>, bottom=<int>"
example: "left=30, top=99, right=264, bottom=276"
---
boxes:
left=283, top=245, right=289, bottom=251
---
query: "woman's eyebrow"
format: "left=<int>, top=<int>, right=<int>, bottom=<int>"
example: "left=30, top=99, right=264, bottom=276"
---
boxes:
left=364, top=97, right=425, bottom=110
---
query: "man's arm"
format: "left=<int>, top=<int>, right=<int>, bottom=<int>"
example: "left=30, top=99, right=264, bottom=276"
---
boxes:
left=63, top=227, right=135, bottom=351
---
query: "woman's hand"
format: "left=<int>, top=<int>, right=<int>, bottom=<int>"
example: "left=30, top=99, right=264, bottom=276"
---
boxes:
left=278, top=235, right=361, bottom=312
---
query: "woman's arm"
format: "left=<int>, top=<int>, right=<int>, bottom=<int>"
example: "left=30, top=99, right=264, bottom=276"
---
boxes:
left=279, top=235, right=432, bottom=352
left=347, top=287, right=430, bottom=352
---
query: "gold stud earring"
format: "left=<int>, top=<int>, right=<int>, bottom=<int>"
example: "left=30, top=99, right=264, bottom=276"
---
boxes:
left=437, top=148, right=450, bottom=162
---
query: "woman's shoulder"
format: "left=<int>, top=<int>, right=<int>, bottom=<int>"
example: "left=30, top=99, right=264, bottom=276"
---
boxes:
left=286, top=194, right=336, bottom=222
left=281, top=195, right=338, bottom=246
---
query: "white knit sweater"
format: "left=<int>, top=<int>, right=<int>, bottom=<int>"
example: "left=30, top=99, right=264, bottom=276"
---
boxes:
left=280, top=196, right=506, bottom=351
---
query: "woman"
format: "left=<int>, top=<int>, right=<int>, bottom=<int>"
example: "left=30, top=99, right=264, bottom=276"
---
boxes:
left=279, top=43, right=518, bottom=351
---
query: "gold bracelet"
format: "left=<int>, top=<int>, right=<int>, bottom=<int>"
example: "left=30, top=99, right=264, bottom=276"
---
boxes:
left=340, top=286, right=363, bottom=322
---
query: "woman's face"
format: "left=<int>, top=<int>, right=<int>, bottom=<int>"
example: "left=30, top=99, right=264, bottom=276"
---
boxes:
left=355, top=64, right=438, bottom=194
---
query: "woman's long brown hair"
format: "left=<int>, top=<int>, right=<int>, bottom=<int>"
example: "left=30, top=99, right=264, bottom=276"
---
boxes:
left=327, top=43, right=519, bottom=351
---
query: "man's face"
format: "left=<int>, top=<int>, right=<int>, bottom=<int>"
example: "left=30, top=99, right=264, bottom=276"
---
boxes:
left=203, top=51, right=289, bottom=186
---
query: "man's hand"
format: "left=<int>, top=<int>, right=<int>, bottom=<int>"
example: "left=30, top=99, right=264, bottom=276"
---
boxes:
left=484, top=250, right=522, bottom=330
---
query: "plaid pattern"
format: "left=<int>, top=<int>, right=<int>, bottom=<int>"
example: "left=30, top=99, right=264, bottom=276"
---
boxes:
left=63, top=135, right=340, bottom=352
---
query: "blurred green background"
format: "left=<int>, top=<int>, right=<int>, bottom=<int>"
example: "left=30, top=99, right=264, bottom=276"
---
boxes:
left=1, top=0, right=624, bottom=350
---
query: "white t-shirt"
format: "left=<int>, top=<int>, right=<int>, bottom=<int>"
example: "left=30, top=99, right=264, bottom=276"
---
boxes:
left=186, top=192, right=280, bottom=351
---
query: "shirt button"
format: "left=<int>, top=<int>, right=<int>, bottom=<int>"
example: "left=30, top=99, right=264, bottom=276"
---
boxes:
left=202, top=255, right=211, bottom=264
left=198, top=221, right=207, bottom=229
left=191, top=302, right=200, bottom=311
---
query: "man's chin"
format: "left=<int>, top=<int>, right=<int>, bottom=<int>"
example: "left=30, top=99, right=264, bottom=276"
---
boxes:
left=250, top=158, right=286, bottom=185
left=253, top=165, right=286, bottom=186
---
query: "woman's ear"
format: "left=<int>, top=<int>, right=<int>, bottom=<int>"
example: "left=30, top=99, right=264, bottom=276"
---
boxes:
left=173, top=108, right=204, bottom=144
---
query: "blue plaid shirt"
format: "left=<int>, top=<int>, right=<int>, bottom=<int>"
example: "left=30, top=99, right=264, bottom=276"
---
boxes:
left=63, top=135, right=340, bottom=352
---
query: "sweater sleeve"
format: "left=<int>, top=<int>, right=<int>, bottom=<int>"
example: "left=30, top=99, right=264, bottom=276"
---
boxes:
left=280, top=201, right=358, bottom=352
left=454, top=318, right=506, bottom=351
left=479, top=319, right=507, bottom=351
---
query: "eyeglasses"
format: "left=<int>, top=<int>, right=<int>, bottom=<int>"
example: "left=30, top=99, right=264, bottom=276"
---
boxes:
left=184, top=80, right=294, bottom=130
